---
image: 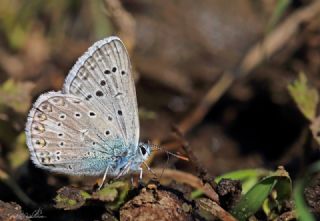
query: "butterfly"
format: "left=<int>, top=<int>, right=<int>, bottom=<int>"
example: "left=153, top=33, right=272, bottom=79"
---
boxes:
left=25, top=36, right=151, bottom=183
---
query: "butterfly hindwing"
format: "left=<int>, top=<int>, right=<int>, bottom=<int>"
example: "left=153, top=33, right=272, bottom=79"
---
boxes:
left=26, top=92, right=124, bottom=175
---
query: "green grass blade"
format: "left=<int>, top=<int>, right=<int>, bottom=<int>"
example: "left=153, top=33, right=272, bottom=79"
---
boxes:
left=231, top=177, right=277, bottom=221
left=294, top=180, right=315, bottom=221
left=293, top=161, right=320, bottom=221
left=231, top=167, right=292, bottom=221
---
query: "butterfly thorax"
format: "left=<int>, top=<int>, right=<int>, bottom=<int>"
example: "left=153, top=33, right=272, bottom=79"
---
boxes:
left=110, top=142, right=151, bottom=177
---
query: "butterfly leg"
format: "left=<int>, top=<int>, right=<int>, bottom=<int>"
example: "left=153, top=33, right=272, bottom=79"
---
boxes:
left=139, top=167, right=143, bottom=180
left=143, top=162, right=157, bottom=178
left=98, top=166, right=109, bottom=190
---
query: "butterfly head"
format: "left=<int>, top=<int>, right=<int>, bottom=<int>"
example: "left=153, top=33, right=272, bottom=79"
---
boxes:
left=138, top=143, right=151, bottom=161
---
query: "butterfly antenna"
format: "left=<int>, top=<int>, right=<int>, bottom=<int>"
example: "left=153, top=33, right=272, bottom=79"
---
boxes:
left=159, top=149, right=169, bottom=181
left=149, top=144, right=189, bottom=181
left=150, top=144, right=189, bottom=161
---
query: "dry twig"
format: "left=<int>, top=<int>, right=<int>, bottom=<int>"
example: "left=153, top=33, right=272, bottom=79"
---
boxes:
left=148, top=168, right=219, bottom=203
left=197, top=198, right=238, bottom=221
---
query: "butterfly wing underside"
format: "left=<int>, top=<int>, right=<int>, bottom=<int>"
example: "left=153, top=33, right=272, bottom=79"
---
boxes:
left=25, top=37, right=139, bottom=175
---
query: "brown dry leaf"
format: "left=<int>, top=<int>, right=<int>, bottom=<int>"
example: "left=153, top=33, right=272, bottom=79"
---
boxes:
left=54, top=187, right=91, bottom=210
left=92, top=181, right=130, bottom=210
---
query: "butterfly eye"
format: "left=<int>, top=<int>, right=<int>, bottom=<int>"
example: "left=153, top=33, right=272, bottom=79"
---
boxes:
left=140, top=146, right=147, bottom=155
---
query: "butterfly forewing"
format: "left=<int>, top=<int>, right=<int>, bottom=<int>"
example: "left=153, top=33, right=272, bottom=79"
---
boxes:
left=63, top=37, right=139, bottom=148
